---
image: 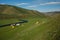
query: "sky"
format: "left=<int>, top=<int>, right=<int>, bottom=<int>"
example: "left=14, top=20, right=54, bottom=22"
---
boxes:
left=0, top=0, right=60, bottom=12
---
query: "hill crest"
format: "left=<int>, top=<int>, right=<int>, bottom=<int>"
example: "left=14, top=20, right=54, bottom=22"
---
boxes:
left=0, top=4, right=45, bottom=19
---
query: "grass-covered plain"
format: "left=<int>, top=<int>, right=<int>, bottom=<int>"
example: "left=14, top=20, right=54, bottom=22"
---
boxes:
left=0, top=17, right=59, bottom=40
left=0, top=18, right=48, bottom=40
left=0, top=5, right=60, bottom=40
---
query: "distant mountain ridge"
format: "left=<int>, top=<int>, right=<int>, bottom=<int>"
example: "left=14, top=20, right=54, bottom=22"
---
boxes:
left=44, top=11, right=60, bottom=16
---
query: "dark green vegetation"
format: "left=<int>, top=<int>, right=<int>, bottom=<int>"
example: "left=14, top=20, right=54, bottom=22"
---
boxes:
left=0, top=4, right=60, bottom=40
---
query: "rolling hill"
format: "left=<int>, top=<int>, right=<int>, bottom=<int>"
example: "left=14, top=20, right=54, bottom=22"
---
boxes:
left=0, top=4, right=60, bottom=40
left=0, top=4, right=45, bottom=19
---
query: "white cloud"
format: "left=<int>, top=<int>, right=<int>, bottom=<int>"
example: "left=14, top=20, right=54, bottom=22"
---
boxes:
left=52, top=8, right=60, bottom=11
left=27, top=5, right=38, bottom=8
left=40, top=2, right=60, bottom=5
left=16, top=3, right=28, bottom=6
left=0, top=3, right=6, bottom=5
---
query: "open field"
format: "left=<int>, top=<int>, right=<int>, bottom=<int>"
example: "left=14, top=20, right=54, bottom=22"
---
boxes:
left=0, top=17, right=59, bottom=40
left=0, top=5, right=60, bottom=40
left=0, top=18, right=48, bottom=40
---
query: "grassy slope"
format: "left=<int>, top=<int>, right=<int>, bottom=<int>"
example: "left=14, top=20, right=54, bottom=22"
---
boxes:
left=0, top=13, right=60, bottom=40
left=0, top=17, right=49, bottom=40
left=0, top=16, right=59, bottom=40
left=0, top=5, right=60, bottom=40
left=0, top=19, right=19, bottom=25
left=0, top=5, right=45, bottom=19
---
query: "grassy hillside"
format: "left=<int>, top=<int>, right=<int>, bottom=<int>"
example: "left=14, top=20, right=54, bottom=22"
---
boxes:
left=0, top=17, right=49, bottom=40
left=0, top=16, right=60, bottom=40
left=0, top=4, right=45, bottom=19
left=0, top=4, right=60, bottom=40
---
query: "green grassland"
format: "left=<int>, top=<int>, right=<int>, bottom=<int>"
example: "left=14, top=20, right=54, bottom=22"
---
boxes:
left=0, top=17, right=48, bottom=40
left=0, top=5, right=60, bottom=40
left=0, top=17, right=60, bottom=40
